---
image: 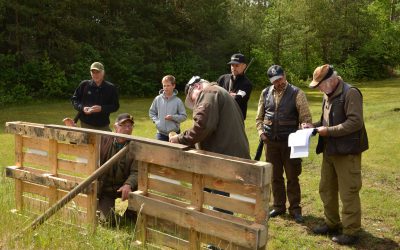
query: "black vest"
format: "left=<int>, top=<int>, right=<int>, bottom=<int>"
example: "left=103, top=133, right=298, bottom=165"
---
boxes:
left=316, top=82, right=369, bottom=155
left=263, top=84, right=299, bottom=141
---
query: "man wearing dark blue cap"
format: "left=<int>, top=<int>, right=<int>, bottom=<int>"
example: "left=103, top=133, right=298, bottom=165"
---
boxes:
left=256, top=65, right=312, bottom=223
left=217, top=53, right=252, bottom=120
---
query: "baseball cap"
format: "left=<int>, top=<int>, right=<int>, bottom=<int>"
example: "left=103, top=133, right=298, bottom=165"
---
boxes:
left=115, top=113, right=134, bottom=125
left=90, top=62, right=104, bottom=71
left=309, top=64, right=334, bottom=88
left=267, top=65, right=284, bottom=83
left=227, top=53, right=246, bottom=65
left=184, top=76, right=202, bottom=109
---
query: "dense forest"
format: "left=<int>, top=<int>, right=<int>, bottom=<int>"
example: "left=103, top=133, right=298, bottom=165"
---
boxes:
left=0, top=0, right=399, bottom=104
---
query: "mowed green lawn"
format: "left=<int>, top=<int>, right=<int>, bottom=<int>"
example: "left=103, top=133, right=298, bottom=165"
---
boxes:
left=0, top=79, right=399, bottom=249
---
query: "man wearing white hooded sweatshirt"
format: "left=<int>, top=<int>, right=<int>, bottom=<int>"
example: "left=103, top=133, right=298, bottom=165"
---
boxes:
left=149, top=75, right=187, bottom=141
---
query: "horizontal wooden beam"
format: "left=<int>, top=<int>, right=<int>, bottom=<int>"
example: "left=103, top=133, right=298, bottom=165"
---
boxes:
left=130, top=141, right=272, bottom=187
left=129, top=191, right=267, bottom=249
left=6, top=166, right=93, bottom=194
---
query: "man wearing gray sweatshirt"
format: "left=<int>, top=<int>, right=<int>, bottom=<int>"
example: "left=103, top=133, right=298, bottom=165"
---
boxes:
left=149, top=75, right=187, bottom=141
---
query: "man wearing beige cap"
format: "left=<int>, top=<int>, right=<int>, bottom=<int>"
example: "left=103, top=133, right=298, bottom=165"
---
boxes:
left=303, top=64, right=368, bottom=245
left=256, top=65, right=312, bottom=224
left=71, top=62, right=119, bottom=131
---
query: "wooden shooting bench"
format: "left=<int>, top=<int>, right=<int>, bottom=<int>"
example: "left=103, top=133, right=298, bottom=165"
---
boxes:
left=5, top=121, right=272, bottom=249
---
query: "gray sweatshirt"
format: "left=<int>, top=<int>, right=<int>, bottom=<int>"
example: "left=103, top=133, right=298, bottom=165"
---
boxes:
left=149, top=89, right=187, bottom=136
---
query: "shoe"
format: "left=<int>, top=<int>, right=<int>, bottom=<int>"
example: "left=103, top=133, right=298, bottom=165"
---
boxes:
left=313, top=224, right=340, bottom=235
left=332, top=234, right=358, bottom=245
left=269, top=209, right=285, bottom=218
left=293, top=213, right=304, bottom=223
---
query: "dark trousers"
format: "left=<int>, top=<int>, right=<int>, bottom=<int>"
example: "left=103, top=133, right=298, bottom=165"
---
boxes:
left=265, top=138, right=302, bottom=215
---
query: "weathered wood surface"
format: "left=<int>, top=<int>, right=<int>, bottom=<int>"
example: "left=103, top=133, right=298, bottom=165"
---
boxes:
left=130, top=141, right=271, bottom=187
left=129, top=191, right=267, bottom=249
left=6, top=166, right=94, bottom=194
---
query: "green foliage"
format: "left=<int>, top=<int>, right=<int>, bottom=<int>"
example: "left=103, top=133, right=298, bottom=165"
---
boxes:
left=0, top=0, right=399, bottom=105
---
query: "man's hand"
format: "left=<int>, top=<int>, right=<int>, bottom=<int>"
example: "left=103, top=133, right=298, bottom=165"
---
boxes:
left=260, top=133, right=268, bottom=143
left=165, top=115, right=173, bottom=121
left=169, top=134, right=179, bottom=143
left=83, top=106, right=92, bottom=114
left=229, top=92, right=237, bottom=97
left=117, top=184, right=132, bottom=201
left=317, top=126, right=328, bottom=137
left=90, top=105, right=102, bottom=113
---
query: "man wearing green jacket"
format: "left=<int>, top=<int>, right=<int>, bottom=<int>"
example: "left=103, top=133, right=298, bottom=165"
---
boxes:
left=97, top=113, right=138, bottom=226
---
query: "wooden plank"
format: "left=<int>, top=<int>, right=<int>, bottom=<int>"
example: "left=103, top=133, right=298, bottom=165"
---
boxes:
left=129, top=191, right=266, bottom=249
left=86, top=134, right=100, bottom=225
left=129, top=142, right=271, bottom=187
left=146, top=193, right=190, bottom=208
left=203, top=191, right=255, bottom=217
left=48, top=139, right=58, bottom=205
left=202, top=208, right=253, bottom=225
left=5, top=166, right=93, bottom=194
left=58, top=142, right=90, bottom=159
left=23, top=152, right=48, bottom=169
left=138, top=161, right=149, bottom=193
left=204, top=176, right=257, bottom=198
left=146, top=216, right=189, bottom=240
left=23, top=196, right=49, bottom=213
left=58, top=159, right=90, bottom=176
left=254, top=184, right=270, bottom=225
left=190, top=173, right=204, bottom=250
left=148, top=178, right=191, bottom=201
left=22, top=182, right=50, bottom=197
left=56, top=189, right=89, bottom=209
left=23, top=137, right=49, bottom=152
left=5, top=122, right=90, bottom=144
left=147, top=228, right=189, bottom=250
left=148, top=164, right=192, bottom=183
left=15, top=134, right=23, bottom=211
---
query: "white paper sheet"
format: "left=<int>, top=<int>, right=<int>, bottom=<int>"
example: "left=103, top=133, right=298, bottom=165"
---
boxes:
left=288, top=128, right=315, bottom=158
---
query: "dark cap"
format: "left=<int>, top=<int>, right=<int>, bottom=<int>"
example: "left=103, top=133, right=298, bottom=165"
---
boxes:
left=309, top=64, right=334, bottom=88
left=227, top=53, right=246, bottom=65
left=115, top=113, right=134, bottom=125
left=267, top=65, right=284, bottom=83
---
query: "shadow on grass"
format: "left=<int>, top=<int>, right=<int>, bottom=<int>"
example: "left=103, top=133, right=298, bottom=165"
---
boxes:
left=302, top=215, right=399, bottom=250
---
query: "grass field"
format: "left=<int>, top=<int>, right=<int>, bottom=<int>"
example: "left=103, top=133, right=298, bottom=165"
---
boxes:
left=0, top=79, right=399, bottom=249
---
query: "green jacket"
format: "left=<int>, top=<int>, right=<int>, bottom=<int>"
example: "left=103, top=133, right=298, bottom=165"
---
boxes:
left=98, top=136, right=138, bottom=196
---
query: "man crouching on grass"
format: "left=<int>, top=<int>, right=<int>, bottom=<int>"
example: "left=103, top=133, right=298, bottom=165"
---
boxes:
left=97, top=113, right=138, bottom=226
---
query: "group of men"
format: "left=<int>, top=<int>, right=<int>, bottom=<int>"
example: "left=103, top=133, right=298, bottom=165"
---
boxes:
left=70, top=54, right=368, bottom=246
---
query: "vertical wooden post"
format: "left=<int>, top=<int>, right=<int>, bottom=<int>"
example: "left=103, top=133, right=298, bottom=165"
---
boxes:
left=189, top=173, right=204, bottom=250
left=255, top=166, right=271, bottom=250
left=137, top=161, right=149, bottom=245
left=15, top=135, right=23, bottom=211
left=86, top=134, right=100, bottom=226
left=48, top=139, right=58, bottom=206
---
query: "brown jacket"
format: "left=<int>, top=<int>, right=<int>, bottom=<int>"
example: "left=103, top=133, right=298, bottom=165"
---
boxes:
left=178, top=83, right=250, bottom=159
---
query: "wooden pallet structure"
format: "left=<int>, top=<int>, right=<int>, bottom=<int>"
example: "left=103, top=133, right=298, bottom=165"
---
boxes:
left=5, top=121, right=272, bottom=249
left=128, top=140, right=272, bottom=249
left=5, top=121, right=101, bottom=226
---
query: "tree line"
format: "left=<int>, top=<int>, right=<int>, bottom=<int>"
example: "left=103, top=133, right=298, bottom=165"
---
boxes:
left=0, top=0, right=399, bottom=105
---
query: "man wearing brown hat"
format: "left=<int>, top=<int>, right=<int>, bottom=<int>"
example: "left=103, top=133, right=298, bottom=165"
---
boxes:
left=302, top=64, right=368, bottom=245
left=217, top=53, right=252, bottom=120
left=97, top=113, right=138, bottom=226
left=71, top=62, right=119, bottom=131
left=256, top=65, right=312, bottom=223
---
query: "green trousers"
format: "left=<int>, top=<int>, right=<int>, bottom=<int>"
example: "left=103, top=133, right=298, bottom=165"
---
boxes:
left=320, top=152, right=362, bottom=235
